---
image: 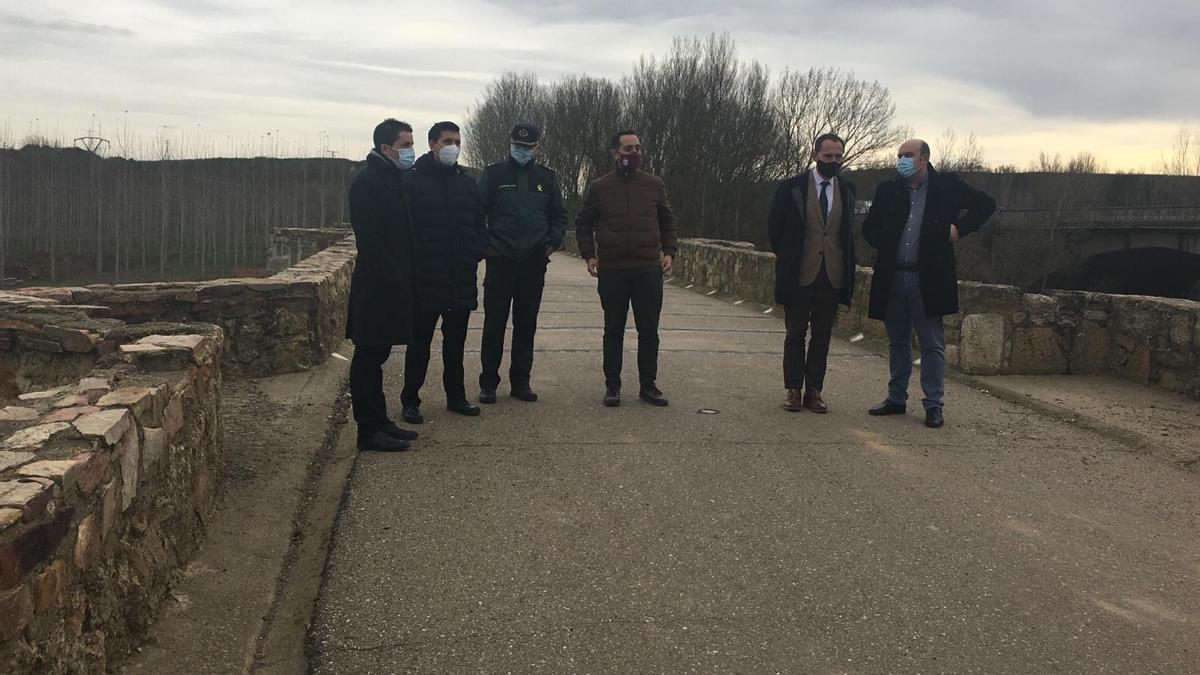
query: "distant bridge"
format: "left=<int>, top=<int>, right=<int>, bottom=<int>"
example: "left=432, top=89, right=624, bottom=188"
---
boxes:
left=850, top=203, right=1200, bottom=298
left=996, top=205, right=1200, bottom=259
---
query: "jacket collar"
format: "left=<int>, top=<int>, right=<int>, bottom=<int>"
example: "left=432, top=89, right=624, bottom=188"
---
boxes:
left=508, top=156, right=534, bottom=171
left=414, top=152, right=460, bottom=174
left=365, top=150, right=405, bottom=178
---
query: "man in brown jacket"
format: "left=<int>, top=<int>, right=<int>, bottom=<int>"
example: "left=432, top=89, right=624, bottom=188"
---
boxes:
left=576, top=130, right=678, bottom=407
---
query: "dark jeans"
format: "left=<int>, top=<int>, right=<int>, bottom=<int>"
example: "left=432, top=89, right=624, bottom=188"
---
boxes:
left=783, top=267, right=839, bottom=391
left=349, top=344, right=391, bottom=437
left=597, top=266, right=663, bottom=389
left=884, top=270, right=946, bottom=410
left=479, top=255, right=548, bottom=391
left=401, top=309, right=471, bottom=407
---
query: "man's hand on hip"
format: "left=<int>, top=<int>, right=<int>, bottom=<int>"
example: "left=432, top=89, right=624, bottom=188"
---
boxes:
left=949, top=224, right=960, bottom=243
left=661, top=254, right=673, bottom=274
left=586, top=258, right=599, bottom=277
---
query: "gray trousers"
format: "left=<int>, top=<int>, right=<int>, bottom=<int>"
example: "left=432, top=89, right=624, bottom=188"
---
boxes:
left=884, top=270, right=945, bottom=410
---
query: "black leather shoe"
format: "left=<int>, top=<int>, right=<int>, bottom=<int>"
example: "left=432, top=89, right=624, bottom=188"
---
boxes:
left=639, top=385, right=669, bottom=407
left=357, top=430, right=410, bottom=452
left=510, top=386, right=538, bottom=402
left=868, top=400, right=907, bottom=416
left=447, top=400, right=481, bottom=416
left=603, top=387, right=621, bottom=407
left=925, top=407, right=945, bottom=428
left=402, top=405, right=424, bottom=424
left=478, top=388, right=497, bottom=404
left=381, top=421, right=418, bottom=441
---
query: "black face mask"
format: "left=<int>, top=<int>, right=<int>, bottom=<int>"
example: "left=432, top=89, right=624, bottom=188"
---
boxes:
left=816, top=160, right=841, bottom=179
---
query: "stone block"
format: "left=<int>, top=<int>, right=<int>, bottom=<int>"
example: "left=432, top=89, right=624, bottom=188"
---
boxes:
left=0, top=505, right=71, bottom=589
left=34, top=558, right=66, bottom=613
left=72, top=451, right=109, bottom=495
left=74, top=514, right=98, bottom=570
left=120, top=342, right=191, bottom=372
left=1170, top=316, right=1195, bottom=349
left=0, top=451, right=35, bottom=473
left=0, top=406, right=39, bottom=422
left=43, top=325, right=97, bottom=353
left=100, top=481, right=118, bottom=542
left=945, top=343, right=960, bottom=368
left=958, top=313, right=1007, bottom=374
left=196, top=280, right=248, bottom=298
left=0, top=318, right=39, bottom=332
left=53, top=395, right=91, bottom=409
left=21, top=336, right=65, bottom=353
left=0, top=586, right=33, bottom=639
left=18, top=455, right=94, bottom=494
left=1069, top=323, right=1111, bottom=375
left=164, top=393, right=185, bottom=436
left=1021, top=293, right=1060, bottom=326
left=75, top=377, right=111, bottom=396
left=1010, top=327, right=1068, bottom=374
left=56, top=304, right=113, bottom=319
left=0, top=479, right=53, bottom=522
left=2, top=422, right=75, bottom=450
left=96, top=387, right=154, bottom=419
left=0, top=507, right=19, bottom=531
left=141, top=428, right=166, bottom=478
left=117, top=429, right=140, bottom=512
left=139, top=334, right=205, bottom=351
left=73, top=409, right=131, bottom=446
left=18, top=387, right=67, bottom=402
left=42, top=405, right=101, bottom=424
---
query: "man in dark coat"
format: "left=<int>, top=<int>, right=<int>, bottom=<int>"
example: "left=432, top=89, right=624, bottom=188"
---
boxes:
left=346, top=118, right=420, bottom=451
left=476, top=123, right=567, bottom=404
left=576, top=129, right=677, bottom=408
left=399, top=121, right=487, bottom=423
left=862, top=138, right=996, bottom=428
left=767, top=132, right=857, bottom=414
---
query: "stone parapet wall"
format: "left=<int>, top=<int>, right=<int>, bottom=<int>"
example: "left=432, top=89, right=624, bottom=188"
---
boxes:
left=7, top=235, right=355, bottom=378
left=267, top=227, right=352, bottom=273
left=0, top=303, right=224, bottom=673
left=664, top=238, right=1200, bottom=399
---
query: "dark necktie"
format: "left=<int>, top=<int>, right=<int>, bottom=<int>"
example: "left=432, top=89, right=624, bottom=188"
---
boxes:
left=819, top=181, right=830, bottom=225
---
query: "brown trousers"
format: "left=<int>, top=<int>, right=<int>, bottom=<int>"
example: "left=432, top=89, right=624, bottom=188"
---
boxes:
left=783, top=266, right=839, bottom=392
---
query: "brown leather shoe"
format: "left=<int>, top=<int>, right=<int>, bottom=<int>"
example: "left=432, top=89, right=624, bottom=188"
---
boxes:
left=782, top=388, right=804, bottom=412
left=803, top=389, right=829, bottom=413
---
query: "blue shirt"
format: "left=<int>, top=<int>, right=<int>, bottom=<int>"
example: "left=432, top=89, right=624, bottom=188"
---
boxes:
left=896, top=178, right=928, bottom=266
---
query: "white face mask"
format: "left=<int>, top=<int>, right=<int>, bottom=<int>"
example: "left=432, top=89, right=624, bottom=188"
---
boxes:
left=437, top=144, right=460, bottom=166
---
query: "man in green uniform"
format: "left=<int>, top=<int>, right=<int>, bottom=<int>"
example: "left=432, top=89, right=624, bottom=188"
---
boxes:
left=476, top=123, right=567, bottom=403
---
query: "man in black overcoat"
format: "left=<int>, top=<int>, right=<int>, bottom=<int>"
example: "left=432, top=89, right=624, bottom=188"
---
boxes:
left=346, top=118, right=420, bottom=451
left=862, top=138, right=996, bottom=428
left=767, top=132, right=857, bottom=414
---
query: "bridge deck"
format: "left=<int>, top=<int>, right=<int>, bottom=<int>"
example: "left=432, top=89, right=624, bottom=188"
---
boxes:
left=310, top=254, right=1199, bottom=673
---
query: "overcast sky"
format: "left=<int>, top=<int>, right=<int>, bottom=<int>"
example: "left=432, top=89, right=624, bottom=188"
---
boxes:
left=2, top=0, right=1197, bottom=170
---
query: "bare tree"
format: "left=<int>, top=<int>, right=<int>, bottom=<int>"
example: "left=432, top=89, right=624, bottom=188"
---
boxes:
left=538, top=75, right=624, bottom=201
left=462, top=72, right=547, bottom=168
left=772, top=66, right=903, bottom=174
left=936, top=127, right=986, bottom=172
left=1066, top=150, right=1105, bottom=174
left=1160, top=123, right=1199, bottom=176
left=623, top=34, right=780, bottom=237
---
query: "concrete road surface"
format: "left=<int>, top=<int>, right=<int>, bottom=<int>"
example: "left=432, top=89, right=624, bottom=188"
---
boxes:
left=311, top=253, right=1199, bottom=674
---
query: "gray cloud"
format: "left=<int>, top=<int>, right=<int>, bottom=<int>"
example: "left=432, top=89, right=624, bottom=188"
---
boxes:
left=482, top=0, right=1200, bottom=124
